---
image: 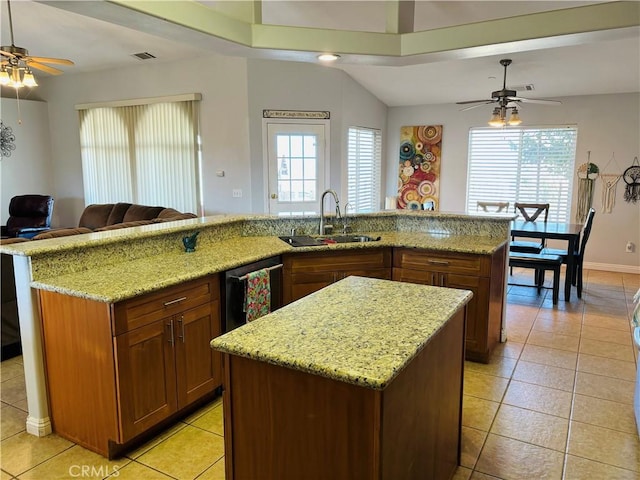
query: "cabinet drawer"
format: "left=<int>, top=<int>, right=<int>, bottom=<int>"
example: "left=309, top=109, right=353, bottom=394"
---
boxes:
left=285, top=248, right=391, bottom=273
left=393, top=248, right=489, bottom=277
left=113, top=276, right=219, bottom=335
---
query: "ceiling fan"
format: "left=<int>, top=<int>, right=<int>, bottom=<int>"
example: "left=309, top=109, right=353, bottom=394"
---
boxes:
left=1, top=0, right=74, bottom=88
left=457, top=58, right=561, bottom=125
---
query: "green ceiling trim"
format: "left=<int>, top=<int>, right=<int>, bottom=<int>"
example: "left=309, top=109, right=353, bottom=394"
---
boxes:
left=402, top=1, right=640, bottom=56
left=251, top=24, right=399, bottom=56
left=112, top=1, right=639, bottom=58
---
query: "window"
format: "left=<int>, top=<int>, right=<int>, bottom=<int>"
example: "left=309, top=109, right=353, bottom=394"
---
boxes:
left=347, top=126, right=382, bottom=213
left=77, top=94, right=201, bottom=214
left=466, top=126, right=578, bottom=222
left=266, top=122, right=328, bottom=216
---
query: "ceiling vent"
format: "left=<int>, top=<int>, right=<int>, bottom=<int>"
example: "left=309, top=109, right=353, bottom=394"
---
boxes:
left=131, top=52, right=156, bottom=60
left=509, top=84, right=535, bottom=91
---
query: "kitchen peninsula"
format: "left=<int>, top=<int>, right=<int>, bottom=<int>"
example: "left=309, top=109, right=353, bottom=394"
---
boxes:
left=211, top=276, right=472, bottom=480
left=0, top=210, right=510, bottom=452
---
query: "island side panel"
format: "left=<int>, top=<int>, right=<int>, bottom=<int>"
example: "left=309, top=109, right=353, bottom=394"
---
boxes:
left=223, top=355, right=381, bottom=480
left=380, top=308, right=466, bottom=480
left=39, top=291, right=119, bottom=456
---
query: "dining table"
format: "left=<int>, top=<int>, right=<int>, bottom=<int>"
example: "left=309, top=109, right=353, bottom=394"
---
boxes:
left=510, top=220, right=583, bottom=301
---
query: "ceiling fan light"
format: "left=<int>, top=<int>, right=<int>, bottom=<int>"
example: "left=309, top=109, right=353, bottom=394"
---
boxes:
left=508, top=107, right=522, bottom=126
left=0, top=68, right=10, bottom=85
left=22, top=68, right=37, bottom=87
left=488, top=108, right=504, bottom=127
left=8, top=67, right=23, bottom=88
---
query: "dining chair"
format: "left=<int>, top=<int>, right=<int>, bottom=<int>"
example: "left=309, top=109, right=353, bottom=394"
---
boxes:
left=508, top=251, right=563, bottom=305
left=510, top=202, right=550, bottom=254
left=477, top=201, right=510, bottom=213
left=542, top=208, right=595, bottom=298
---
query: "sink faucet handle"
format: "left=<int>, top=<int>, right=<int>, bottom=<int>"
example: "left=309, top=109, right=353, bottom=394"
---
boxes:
left=342, top=202, right=353, bottom=234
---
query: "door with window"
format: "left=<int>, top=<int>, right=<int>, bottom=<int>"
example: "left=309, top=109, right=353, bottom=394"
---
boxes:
left=266, top=123, right=327, bottom=216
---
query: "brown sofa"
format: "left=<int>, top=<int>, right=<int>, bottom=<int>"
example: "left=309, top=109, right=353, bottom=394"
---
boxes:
left=30, top=203, right=197, bottom=240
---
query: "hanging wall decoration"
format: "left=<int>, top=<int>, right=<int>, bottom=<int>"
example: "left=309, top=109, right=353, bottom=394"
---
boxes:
left=397, top=125, right=442, bottom=211
left=0, top=120, right=16, bottom=158
left=623, top=156, right=640, bottom=204
left=575, top=151, right=599, bottom=223
left=599, top=153, right=622, bottom=214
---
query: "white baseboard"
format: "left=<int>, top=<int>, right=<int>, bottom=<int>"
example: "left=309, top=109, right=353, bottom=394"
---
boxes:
left=583, top=262, right=640, bottom=274
left=26, top=416, right=52, bottom=437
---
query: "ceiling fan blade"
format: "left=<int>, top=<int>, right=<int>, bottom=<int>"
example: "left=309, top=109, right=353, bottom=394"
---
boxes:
left=456, top=99, right=494, bottom=105
left=460, top=101, right=495, bottom=112
left=511, top=97, right=562, bottom=106
left=28, top=56, right=74, bottom=66
left=28, top=61, right=63, bottom=75
left=0, top=49, right=17, bottom=58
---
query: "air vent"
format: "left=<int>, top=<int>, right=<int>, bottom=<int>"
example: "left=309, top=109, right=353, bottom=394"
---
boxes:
left=131, top=52, right=156, bottom=60
left=509, top=84, right=535, bottom=92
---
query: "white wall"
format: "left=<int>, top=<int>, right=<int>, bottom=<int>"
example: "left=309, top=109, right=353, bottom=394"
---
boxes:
left=37, top=53, right=251, bottom=227
left=246, top=60, right=387, bottom=212
left=0, top=98, right=54, bottom=226
left=386, top=93, right=640, bottom=270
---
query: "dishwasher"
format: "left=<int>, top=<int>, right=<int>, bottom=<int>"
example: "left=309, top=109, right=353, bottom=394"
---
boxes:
left=223, top=256, right=283, bottom=332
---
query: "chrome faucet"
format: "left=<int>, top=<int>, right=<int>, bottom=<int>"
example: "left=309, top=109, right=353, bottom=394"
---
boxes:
left=342, top=202, right=353, bottom=234
left=319, top=189, right=341, bottom=235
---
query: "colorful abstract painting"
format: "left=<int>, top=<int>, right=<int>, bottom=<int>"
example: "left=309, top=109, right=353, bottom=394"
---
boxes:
left=397, top=125, right=442, bottom=210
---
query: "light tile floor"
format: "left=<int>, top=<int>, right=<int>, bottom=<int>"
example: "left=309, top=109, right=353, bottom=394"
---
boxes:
left=1, top=268, right=638, bottom=479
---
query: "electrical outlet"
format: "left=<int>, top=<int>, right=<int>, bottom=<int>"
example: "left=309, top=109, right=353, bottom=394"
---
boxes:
left=232, top=189, right=242, bottom=198
left=626, top=241, right=635, bottom=253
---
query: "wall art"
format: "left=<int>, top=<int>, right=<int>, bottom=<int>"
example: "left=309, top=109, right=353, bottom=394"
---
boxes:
left=397, top=125, right=442, bottom=210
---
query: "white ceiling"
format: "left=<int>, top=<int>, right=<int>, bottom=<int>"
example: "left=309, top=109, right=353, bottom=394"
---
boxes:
left=1, top=1, right=639, bottom=107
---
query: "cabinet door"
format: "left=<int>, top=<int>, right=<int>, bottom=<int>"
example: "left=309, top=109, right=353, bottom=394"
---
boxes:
left=443, top=274, right=490, bottom=359
left=115, top=318, right=177, bottom=442
left=392, top=267, right=437, bottom=285
left=175, top=301, right=222, bottom=408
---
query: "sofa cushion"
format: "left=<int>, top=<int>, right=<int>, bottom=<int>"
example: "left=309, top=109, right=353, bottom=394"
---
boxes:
left=94, top=220, right=156, bottom=232
left=106, top=203, right=134, bottom=226
left=79, top=204, right=118, bottom=230
left=122, top=204, right=165, bottom=223
left=32, top=228, right=93, bottom=240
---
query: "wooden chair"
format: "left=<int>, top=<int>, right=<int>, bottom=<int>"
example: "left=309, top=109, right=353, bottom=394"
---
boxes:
left=510, top=202, right=550, bottom=254
left=477, top=201, right=510, bottom=214
left=508, top=251, right=563, bottom=305
left=542, top=208, right=595, bottom=298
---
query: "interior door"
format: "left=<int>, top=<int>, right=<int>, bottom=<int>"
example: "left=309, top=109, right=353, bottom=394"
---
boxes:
left=267, top=123, right=326, bottom=216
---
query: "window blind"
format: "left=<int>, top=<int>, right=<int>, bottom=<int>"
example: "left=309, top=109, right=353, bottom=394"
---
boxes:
left=347, top=126, right=382, bottom=213
left=79, top=99, right=200, bottom=214
left=466, top=126, right=578, bottom=222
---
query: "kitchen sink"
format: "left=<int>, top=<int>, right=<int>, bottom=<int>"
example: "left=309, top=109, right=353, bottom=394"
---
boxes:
left=279, top=235, right=381, bottom=247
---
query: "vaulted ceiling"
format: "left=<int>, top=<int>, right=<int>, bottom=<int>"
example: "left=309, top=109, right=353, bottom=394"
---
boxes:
left=1, top=1, right=638, bottom=106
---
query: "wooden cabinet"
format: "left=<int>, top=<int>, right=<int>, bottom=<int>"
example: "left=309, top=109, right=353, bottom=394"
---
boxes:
left=392, top=246, right=507, bottom=363
left=282, top=248, right=392, bottom=304
left=39, top=275, right=222, bottom=458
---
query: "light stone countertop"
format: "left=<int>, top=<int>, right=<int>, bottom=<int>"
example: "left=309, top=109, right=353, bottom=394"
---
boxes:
left=210, top=276, right=472, bottom=390
left=30, top=231, right=506, bottom=302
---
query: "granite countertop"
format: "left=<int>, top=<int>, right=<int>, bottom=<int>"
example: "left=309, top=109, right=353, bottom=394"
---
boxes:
left=210, top=276, right=472, bottom=390
left=30, top=231, right=506, bottom=302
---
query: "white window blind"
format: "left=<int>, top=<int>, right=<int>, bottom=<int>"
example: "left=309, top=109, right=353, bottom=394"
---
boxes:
left=78, top=98, right=201, bottom=214
left=466, top=126, right=578, bottom=222
left=347, top=126, right=382, bottom=213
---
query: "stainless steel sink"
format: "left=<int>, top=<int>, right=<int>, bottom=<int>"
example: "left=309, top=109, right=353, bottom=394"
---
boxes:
left=279, top=235, right=380, bottom=247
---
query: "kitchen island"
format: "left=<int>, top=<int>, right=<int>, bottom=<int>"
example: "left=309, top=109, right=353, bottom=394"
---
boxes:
left=0, top=210, right=509, bottom=442
left=211, top=276, right=473, bottom=480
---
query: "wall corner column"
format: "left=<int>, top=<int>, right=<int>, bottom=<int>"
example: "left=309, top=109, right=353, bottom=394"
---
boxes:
left=13, top=255, right=52, bottom=437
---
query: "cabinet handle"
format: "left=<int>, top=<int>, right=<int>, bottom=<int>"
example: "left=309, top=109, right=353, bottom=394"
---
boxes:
left=427, top=259, right=449, bottom=266
left=167, top=319, right=175, bottom=346
left=178, top=315, right=185, bottom=343
left=164, top=296, right=187, bottom=307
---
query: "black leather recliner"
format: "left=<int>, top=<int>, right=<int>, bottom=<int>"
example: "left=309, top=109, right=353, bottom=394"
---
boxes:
left=1, top=194, right=54, bottom=238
